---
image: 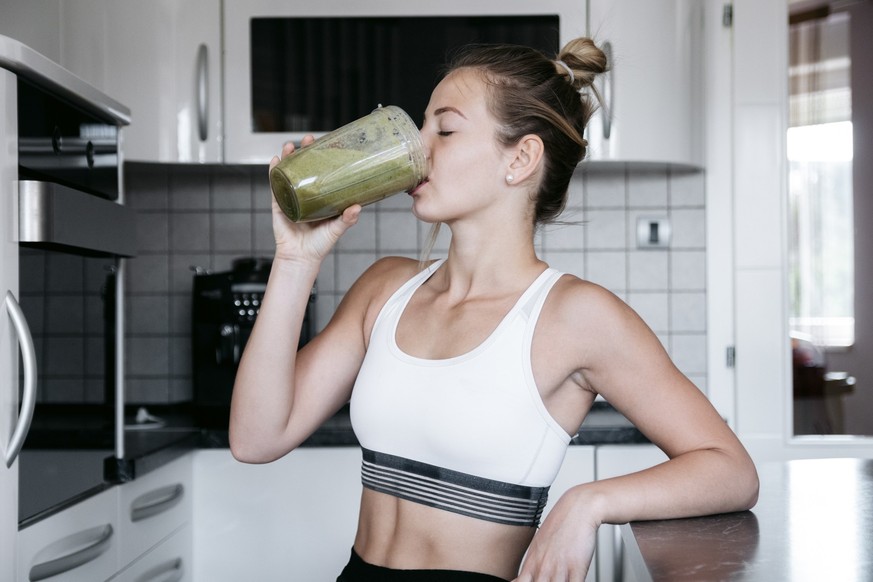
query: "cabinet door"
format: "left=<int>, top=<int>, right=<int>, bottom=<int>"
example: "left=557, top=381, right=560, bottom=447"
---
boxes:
left=61, top=0, right=223, bottom=163
left=1, top=66, right=20, bottom=582
left=595, top=444, right=668, bottom=582
left=118, top=454, right=192, bottom=569
left=586, top=0, right=702, bottom=167
left=111, top=524, right=191, bottom=582
left=193, top=448, right=362, bottom=581
left=18, top=486, right=119, bottom=582
left=541, top=446, right=597, bottom=582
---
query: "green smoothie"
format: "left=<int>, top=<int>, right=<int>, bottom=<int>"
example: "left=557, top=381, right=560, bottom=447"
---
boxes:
left=270, top=106, right=427, bottom=222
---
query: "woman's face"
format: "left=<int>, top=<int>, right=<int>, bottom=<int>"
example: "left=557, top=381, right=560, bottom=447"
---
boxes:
left=411, top=68, right=514, bottom=223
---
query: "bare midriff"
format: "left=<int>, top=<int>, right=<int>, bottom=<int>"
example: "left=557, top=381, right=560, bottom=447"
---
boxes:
left=352, top=488, right=535, bottom=580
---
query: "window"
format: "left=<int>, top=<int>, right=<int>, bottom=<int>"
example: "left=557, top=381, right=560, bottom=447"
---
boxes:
left=787, top=11, right=854, bottom=348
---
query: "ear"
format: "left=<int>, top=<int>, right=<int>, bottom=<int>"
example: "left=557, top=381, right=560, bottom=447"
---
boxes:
left=507, top=135, right=545, bottom=185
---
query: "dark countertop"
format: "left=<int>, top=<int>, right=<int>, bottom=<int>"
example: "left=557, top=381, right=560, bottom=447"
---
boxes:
left=621, top=458, right=873, bottom=581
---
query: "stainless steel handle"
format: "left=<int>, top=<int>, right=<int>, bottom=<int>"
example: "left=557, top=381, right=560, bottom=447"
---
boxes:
left=29, top=524, right=114, bottom=581
left=134, top=557, right=184, bottom=582
left=196, top=43, right=209, bottom=142
left=4, top=291, right=37, bottom=469
left=131, top=483, right=185, bottom=522
left=601, top=41, right=614, bottom=140
left=612, top=523, right=624, bottom=582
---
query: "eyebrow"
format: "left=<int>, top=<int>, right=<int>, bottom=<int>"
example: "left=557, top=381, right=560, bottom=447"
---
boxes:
left=423, top=106, right=467, bottom=123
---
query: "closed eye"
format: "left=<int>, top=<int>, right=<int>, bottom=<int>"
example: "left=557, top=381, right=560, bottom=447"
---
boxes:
left=438, top=131, right=454, bottom=137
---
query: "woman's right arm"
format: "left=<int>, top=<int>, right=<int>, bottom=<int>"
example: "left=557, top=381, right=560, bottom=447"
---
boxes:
left=229, top=139, right=366, bottom=463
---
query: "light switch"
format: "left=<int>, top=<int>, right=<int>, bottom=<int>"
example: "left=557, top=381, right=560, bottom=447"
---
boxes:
left=636, top=217, right=671, bottom=249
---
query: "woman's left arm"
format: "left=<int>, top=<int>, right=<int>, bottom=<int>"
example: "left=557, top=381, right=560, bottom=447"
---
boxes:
left=516, top=281, right=758, bottom=581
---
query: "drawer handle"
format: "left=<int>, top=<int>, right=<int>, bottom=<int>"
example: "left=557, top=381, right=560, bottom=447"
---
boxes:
left=131, top=484, right=185, bottom=522
left=196, top=43, right=209, bottom=142
left=135, top=557, right=184, bottom=582
left=29, top=524, right=113, bottom=581
left=4, top=291, right=37, bottom=468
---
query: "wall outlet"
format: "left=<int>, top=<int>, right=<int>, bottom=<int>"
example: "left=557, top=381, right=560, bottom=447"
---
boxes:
left=636, top=217, right=671, bottom=249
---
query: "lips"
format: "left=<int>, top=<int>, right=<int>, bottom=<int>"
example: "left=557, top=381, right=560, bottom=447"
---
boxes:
left=408, top=178, right=429, bottom=195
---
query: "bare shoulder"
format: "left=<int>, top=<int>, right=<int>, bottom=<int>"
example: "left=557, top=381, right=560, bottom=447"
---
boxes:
left=544, top=273, right=637, bottom=329
left=349, top=256, right=431, bottom=300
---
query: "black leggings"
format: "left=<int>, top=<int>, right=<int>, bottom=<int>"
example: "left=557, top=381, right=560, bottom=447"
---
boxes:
left=336, top=548, right=510, bottom=582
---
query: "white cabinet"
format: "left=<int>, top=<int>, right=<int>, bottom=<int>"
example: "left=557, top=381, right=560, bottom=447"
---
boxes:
left=116, top=454, right=192, bottom=573
left=111, top=524, right=191, bottom=582
left=594, top=445, right=668, bottom=582
left=586, top=0, right=703, bottom=167
left=60, top=0, right=223, bottom=163
left=18, top=486, right=120, bottom=582
left=192, top=448, right=362, bottom=581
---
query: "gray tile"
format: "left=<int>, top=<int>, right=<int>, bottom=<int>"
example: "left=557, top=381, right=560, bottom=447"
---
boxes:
left=378, top=211, right=419, bottom=252
left=170, top=294, right=192, bottom=335
left=316, top=253, right=337, bottom=295
left=136, top=211, right=170, bottom=252
left=126, top=254, right=169, bottom=293
left=127, top=336, right=170, bottom=376
left=628, top=170, right=669, bottom=208
left=544, top=251, right=585, bottom=279
left=213, top=212, right=253, bottom=253
left=565, top=175, right=586, bottom=210
left=252, top=166, right=274, bottom=212
left=84, top=336, right=105, bottom=378
left=169, top=378, right=193, bottom=403
left=128, top=295, right=170, bottom=334
left=628, top=251, right=669, bottom=291
left=46, top=295, right=84, bottom=334
left=542, top=222, right=585, bottom=251
left=671, top=292, right=707, bottom=333
left=19, top=250, right=46, bottom=293
left=170, top=336, right=192, bottom=376
left=254, top=211, right=275, bottom=254
left=172, top=254, right=210, bottom=294
left=336, top=252, right=377, bottom=293
left=314, top=293, right=338, bottom=334
left=211, top=166, right=253, bottom=210
left=42, top=378, right=85, bottom=404
left=336, top=208, right=377, bottom=251
left=670, top=333, right=707, bottom=375
left=125, top=164, right=169, bottom=210
left=46, top=254, right=84, bottom=293
left=171, top=213, right=211, bottom=252
left=126, top=378, right=169, bottom=404
left=169, top=166, right=211, bottom=210
left=44, top=337, right=85, bottom=375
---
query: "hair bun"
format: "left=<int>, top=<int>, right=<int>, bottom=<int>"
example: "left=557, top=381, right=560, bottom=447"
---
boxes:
left=557, top=37, right=608, bottom=90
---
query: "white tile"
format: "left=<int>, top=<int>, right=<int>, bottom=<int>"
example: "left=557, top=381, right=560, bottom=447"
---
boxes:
left=419, top=222, right=451, bottom=254
left=317, top=253, right=337, bottom=294
left=585, top=251, right=626, bottom=293
left=627, top=292, right=669, bottom=333
left=670, top=208, right=706, bottom=248
left=670, top=250, right=706, bottom=290
left=313, top=293, right=338, bottom=334
left=378, top=190, right=415, bottom=211
left=584, top=170, right=626, bottom=209
left=336, top=207, right=377, bottom=251
left=211, top=166, right=253, bottom=210
left=628, top=170, right=669, bottom=208
left=213, top=212, right=253, bottom=252
left=670, top=334, right=707, bottom=376
left=336, top=252, right=377, bottom=293
left=251, top=167, right=274, bottom=212
left=628, top=251, right=669, bottom=291
left=544, top=251, right=585, bottom=279
left=378, top=211, right=419, bottom=252
left=670, top=170, right=705, bottom=206
left=542, top=222, right=586, bottom=251
left=671, top=291, right=707, bottom=333
left=584, top=209, right=627, bottom=250
left=253, top=211, right=275, bottom=254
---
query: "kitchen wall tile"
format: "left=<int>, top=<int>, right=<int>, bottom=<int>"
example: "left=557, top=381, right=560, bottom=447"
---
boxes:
left=254, top=211, right=274, bottom=253
left=543, top=222, right=586, bottom=251
left=336, top=252, right=378, bottom=293
left=628, top=170, right=669, bottom=208
left=317, top=253, right=337, bottom=296
left=670, top=291, right=707, bottom=333
left=213, top=212, right=253, bottom=252
left=43, top=378, right=85, bottom=404
left=379, top=211, right=419, bottom=252
left=84, top=337, right=105, bottom=377
left=670, top=170, right=705, bottom=206
left=583, top=169, right=626, bottom=208
left=565, top=175, right=586, bottom=209
left=126, top=378, right=169, bottom=403
left=46, top=253, right=84, bottom=293
left=125, top=164, right=169, bottom=210
left=170, top=336, right=191, bottom=377
left=670, top=250, right=706, bottom=290
left=380, top=190, right=416, bottom=211
left=211, top=166, right=252, bottom=210
left=135, top=211, right=170, bottom=252
left=127, top=336, right=170, bottom=377
left=670, top=333, right=707, bottom=376
left=314, top=294, right=338, bottom=334
left=169, top=378, right=193, bottom=403
left=585, top=251, right=627, bottom=292
left=628, top=251, right=669, bottom=291
left=626, top=208, right=670, bottom=249
left=171, top=213, right=211, bottom=252
left=251, top=168, right=273, bottom=211
left=46, top=296, right=84, bottom=334
left=127, top=254, right=169, bottom=293
left=128, top=295, right=170, bottom=335
left=419, top=222, right=451, bottom=254
left=171, top=254, right=209, bottom=294
left=627, top=292, right=669, bottom=333
left=544, top=251, right=585, bottom=279
left=584, top=209, right=627, bottom=250
left=44, top=337, right=85, bottom=376
left=169, top=166, right=211, bottom=210
left=336, top=208, right=377, bottom=251
left=670, top=208, right=707, bottom=248
left=169, top=295, right=190, bottom=335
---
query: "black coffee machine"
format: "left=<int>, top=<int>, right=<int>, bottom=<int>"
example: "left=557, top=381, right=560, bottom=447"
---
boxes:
left=191, top=257, right=315, bottom=427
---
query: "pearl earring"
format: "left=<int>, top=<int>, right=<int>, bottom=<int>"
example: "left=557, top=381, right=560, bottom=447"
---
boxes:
left=506, top=175, right=514, bottom=183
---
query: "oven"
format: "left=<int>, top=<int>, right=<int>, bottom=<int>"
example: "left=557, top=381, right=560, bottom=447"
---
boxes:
left=1, top=35, right=135, bottom=527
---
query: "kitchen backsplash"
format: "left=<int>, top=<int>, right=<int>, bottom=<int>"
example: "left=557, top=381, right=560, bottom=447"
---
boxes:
left=124, top=163, right=707, bottom=404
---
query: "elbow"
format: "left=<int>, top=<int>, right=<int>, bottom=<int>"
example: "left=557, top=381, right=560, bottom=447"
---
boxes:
left=733, top=455, right=760, bottom=511
left=228, top=430, right=282, bottom=465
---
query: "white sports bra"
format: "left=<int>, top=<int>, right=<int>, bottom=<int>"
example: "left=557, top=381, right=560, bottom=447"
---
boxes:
left=349, top=259, right=572, bottom=527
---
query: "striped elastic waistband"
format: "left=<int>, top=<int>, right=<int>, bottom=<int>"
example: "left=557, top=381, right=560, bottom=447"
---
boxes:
left=360, top=448, right=548, bottom=527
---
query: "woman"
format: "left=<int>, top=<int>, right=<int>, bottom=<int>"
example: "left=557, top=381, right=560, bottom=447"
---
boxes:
left=229, top=37, right=759, bottom=581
